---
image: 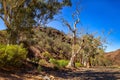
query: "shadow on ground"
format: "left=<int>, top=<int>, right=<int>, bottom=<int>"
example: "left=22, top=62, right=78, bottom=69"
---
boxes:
left=42, top=66, right=120, bottom=80
left=0, top=66, right=120, bottom=80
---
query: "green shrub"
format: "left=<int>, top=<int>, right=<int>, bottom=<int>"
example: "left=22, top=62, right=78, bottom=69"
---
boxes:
left=49, top=58, right=69, bottom=68
left=75, top=62, right=83, bottom=67
left=39, top=59, right=47, bottom=66
left=37, top=65, right=42, bottom=72
left=57, top=60, right=69, bottom=68
left=42, top=51, right=53, bottom=60
left=49, top=59, right=84, bottom=68
left=49, top=58, right=58, bottom=67
left=0, top=44, right=27, bottom=67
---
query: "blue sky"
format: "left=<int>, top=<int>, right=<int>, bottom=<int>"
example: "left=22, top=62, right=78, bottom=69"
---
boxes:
left=47, top=0, right=120, bottom=52
left=0, top=0, right=120, bottom=52
left=80, top=0, right=120, bottom=52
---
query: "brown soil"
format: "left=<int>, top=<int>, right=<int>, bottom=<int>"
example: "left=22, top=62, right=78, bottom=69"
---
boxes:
left=105, top=49, right=120, bottom=65
left=0, top=67, right=120, bottom=80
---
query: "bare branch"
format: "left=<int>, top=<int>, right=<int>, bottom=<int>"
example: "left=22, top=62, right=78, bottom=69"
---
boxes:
left=12, top=0, right=25, bottom=9
left=72, top=5, right=81, bottom=31
left=0, top=15, right=4, bottom=21
left=75, top=39, right=84, bottom=55
left=73, top=18, right=80, bottom=30
left=61, top=18, right=73, bottom=32
left=1, top=18, right=10, bottom=29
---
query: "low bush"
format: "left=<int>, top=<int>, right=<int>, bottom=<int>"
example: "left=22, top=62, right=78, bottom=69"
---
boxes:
left=49, top=58, right=69, bottom=68
left=57, top=59, right=69, bottom=68
left=0, top=44, right=27, bottom=67
left=37, top=65, right=42, bottom=72
left=42, top=51, right=53, bottom=60
left=49, top=58, right=59, bottom=67
left=39, top=59, right=48, bottom=66
left=75, top=62, right=83, bottom=67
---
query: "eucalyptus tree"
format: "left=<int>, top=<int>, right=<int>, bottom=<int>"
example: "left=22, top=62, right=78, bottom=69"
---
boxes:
left=0, top=0, right=71, bottom=44
left=62, top=3, right=83, bottom=67
left=78, top=34, right=104, bottom=68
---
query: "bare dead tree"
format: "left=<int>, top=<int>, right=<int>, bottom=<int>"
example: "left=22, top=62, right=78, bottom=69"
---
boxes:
left=61, top=4, right=83, bottom=67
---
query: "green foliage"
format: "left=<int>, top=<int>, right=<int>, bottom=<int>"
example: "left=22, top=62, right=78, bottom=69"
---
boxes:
left=49, top=58, right=69, bottom=68
left=0, top=0, right=71, bottom=44
left=57, top=60, right=69, bottom=68
left=0, top=44, right=27, bottom=67
left=0, top=27, right=72, bottom=63
left=0, top=30, right=7, bottom=44
left=78, top=34, right=105, bottom=67
left=30, top=27, right=72, bottom=59
left=75, top=62, right=83, bottom=67
left=37, top=65, right=42, bottom=72
left=30, top=57, right=40, bottom=63
left=49, top=58, right=58, bottom=67
left=39, top=59, right=47, bottom=66
left=42, top=51, right=53, bottom=60
left=49, top=59, right=83, bottom=68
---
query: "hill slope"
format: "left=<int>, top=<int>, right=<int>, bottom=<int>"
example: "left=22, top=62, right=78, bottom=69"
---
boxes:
left=0, top=27, right=72, bottom=60
left=105, top=49, right=120, bottom=66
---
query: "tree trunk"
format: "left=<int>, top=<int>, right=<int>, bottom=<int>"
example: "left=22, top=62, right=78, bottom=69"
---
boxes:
left=67, top=38, right=84, bottom=68
left=67, top=52, right=76, bottom=68
left=65, top=10, right=80, bottom=68
left=86, top=57, right=91, bottom=68
left=67, top=33, right=76, bottom=68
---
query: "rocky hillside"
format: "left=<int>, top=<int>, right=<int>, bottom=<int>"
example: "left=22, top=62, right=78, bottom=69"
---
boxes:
left=0, top=27, right=72, bottom=60
left=105, top=49, right=120, bottom=66
left=33, top=27, right=71, bottom=43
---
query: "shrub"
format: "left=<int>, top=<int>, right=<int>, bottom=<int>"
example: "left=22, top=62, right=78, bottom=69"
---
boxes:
left=49, top=58, right=69, bottom=68
left=42, top=51, right=53, bottom=60
left=39, top=59, right=47, bottom=66
left=49, top=58, right=58, bottom=67
left=37, top=65, right=42, bottom=72
left=49, top=59, right=84, bottom=68
left=0, top=44, right=27, bottom=67
left=57, top=60, right=69, bottom=68
left=75, top=62, right=83, bottom=67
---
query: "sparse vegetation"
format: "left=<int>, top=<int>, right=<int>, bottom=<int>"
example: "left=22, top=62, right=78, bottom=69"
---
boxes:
left=49, top=59, right=69, bottom=68
left=0, top=44, right=27, bottom=67
left=0, top=0, right=119, bottom=80
left=75, top=62, right=83, bottom=67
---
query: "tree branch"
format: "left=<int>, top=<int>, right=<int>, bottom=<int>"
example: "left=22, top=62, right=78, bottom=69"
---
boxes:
left=73, top=9, right=80, bottom=27
left=12, top=0, right=25, bottom=9
left=74, top=18, right=80, bottom=29
left=76, top=39, right=84, bottom=54
left=62, top=18, right=73, bottom=32
left=0, top=15, right=4, bottom=21
left=0, top=17, right=10, bottom=29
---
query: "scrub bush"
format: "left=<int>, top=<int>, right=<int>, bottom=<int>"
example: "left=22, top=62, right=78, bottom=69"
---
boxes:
left=0, top=44, right=27, bottom=67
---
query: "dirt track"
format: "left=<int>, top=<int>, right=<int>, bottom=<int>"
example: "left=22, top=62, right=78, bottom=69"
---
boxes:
left=0, top=67, right=120, bottom=80
left=51, top=67, right=120, bottom=80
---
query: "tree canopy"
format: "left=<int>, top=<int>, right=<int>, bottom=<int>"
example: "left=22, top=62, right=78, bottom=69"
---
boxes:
left=0, top=0, right=71, bottom=44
